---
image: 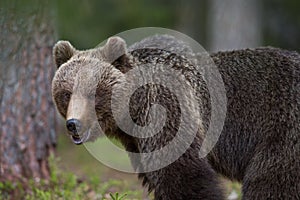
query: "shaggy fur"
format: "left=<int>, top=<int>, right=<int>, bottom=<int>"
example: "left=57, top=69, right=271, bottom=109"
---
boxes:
left=52, top=35, right=300, bottom=200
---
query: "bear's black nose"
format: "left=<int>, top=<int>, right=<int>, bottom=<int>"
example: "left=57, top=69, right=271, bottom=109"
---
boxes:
left=66, top=118, right=81, bottom=134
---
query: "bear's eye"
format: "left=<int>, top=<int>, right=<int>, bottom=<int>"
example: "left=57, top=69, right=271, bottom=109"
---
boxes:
left=54, top=90, right=72, bottom=118
left=63, top=92, right=71, bottom=102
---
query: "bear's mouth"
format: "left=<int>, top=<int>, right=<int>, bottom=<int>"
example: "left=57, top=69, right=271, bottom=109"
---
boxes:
left=71, top=129, right=91, bottom=145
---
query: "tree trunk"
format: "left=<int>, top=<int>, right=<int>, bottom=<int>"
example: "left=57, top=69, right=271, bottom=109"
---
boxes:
left=208, top=0, right=262, bottom=51
left=0, top=1, right=57, bottom=184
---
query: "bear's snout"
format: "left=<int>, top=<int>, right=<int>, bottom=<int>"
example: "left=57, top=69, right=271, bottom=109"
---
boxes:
left=66, top=118, right=81, bottom=135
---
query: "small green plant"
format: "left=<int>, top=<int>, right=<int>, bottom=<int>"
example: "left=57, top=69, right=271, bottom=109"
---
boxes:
left=1, top=154, right=144, bottom=200
left=90, top=175, right=101, bottom=191
left=0, top=180, right=19, bottom=199
left=48, top=153, right=60, bottom=185
left=109, top=192, right=127, bottom=200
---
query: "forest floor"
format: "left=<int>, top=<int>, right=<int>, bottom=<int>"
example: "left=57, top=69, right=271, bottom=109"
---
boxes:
left=0, top=132, right=242, bottom=200
left=55, top=133, right=242, bottom=200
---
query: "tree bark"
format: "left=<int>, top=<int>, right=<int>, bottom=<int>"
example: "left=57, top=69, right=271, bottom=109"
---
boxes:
left=208, top=0, right=262, bottom=51
left=0, top=1, right=57, bottom=184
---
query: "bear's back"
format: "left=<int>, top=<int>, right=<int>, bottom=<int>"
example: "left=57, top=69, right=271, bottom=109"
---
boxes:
left=126, top=36, right=300, bottom=181
left=209, top=47, right=300, bottom=181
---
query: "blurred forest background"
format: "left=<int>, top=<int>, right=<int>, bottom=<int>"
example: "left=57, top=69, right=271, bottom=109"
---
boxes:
left=0, top=0, right=300, bottom=199
left=55, top=0, right=300, bottom=51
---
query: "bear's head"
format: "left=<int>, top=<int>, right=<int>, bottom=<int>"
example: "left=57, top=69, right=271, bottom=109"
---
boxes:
left=52, top=37, right=128, bottom=144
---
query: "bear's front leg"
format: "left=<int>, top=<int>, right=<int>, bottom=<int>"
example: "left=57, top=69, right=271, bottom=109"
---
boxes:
left=143, top=150, right=225, bottom=200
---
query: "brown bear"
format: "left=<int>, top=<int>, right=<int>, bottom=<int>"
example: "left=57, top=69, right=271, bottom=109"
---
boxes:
left=52, top=35, right=300, bottom=200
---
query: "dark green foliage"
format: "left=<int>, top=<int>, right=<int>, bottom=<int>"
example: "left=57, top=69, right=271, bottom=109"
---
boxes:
left=262, top=0, right=300, bottom=51
left=54, top=0, right=178, bottom=49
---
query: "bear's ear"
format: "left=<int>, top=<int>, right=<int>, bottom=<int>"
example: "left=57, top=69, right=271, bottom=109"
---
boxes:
left=101, top=36, right=127, bottom=63
left=53, top=41, right=76, bottom=68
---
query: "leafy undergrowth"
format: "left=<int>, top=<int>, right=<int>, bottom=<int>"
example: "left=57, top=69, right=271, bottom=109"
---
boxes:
left=0, top=155, right=147, bottom=200
left=0, top=155, right=242, bottom=200
left=0, top=133, right=242, bottom=200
